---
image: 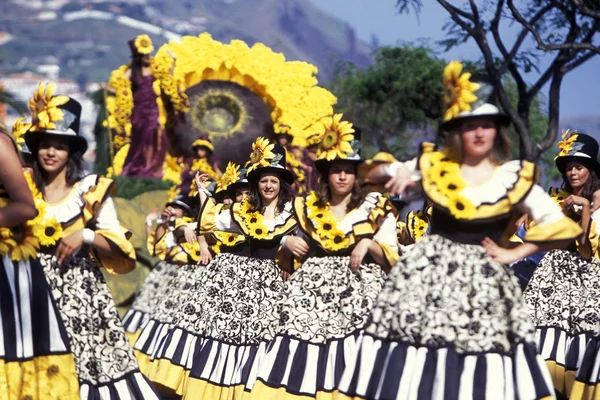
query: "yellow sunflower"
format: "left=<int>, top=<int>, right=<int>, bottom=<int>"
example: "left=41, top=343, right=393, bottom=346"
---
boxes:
left=324, top=228, right=350, bottom=251
left=555, top=129, right=579, bottom=160
left=550, top=187, right=571, bottom=207
left=443, top=61, right=480, bottom=121
left=11, top=117, right=30, bottom=151
left=0, top=227, right=16, bottom=256
left=317, top=113, right=355, bottom=161
left=9, top=224, right=39, bottom=261
left=28, top=82, right=70, bottom=131
left=240, top=198, right=252, bottom=214
left=192, top=158, right=220, bottom=181
left=447, top=194, right=476, bottom=220
left=33, top=218, right=63, bottom=247
left=247, top=221, right=269, bottom=239
left=216, top=162, right=240, bottom=192
left=313, top=214, right=338, bottom=236
left=134, top=34, right=154, bottom=55
left=246, top=137, right=276, bottom=173
left=181, top=242, right=201, bottom=262
left=437, top=170, right=466, bottom=198
left=428, top=160, right=460, bottom=184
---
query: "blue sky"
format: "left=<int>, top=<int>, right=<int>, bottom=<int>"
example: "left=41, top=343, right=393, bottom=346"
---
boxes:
left=311, top=0, right=600, bottom=117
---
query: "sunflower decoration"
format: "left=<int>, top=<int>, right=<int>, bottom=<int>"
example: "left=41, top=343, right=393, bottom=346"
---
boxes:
left=408, top=211, right=429, bottom=242
left=0, top=227, right=16, bottom=256
left=217, top=162, right=241, bottom=193
left=317, top=114, right=355, bottom=161
left=550, top=187, right=571, bottom=207
left=11, top=117, right=31, bottom=151
left=167, top=185, right=181, bottom=203
left=28, top=83, right=70, bottom=131
left=447, top=194, right=476, bottom=220
left=443, top=61, right=480, bottom=121
left=555, top=129, right=580, bottom=160
left=326, top=228, right=350, bottom=252
left=181, top=241, right=201, bottom=262
left=305, top=192, right=350, bottom=251
left=191, top=158, right=221, bottom=181
left=33, top=217, right=63, bottom=247
left=8, top=224, right=39, bottom=261
left=246, top=137, right=276, bottom=173
left=238, top=199, right=270, bottom=239
left=23, top=171, right=47, bottom=227
left=134, top=34, right=154, bottom=55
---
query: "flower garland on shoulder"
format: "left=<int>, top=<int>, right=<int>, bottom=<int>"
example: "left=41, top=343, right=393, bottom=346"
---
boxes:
left=239, top=198, right=269, bottom=239
left=549, top=187, right=571, bottom=207
left=426, top=151, right=476, bottom=219
left=305, top=191, right=350, bottom=251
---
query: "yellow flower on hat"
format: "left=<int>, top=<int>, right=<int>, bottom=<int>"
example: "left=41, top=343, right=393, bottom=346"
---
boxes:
left=246, top=137, right=276, bottom=173
left=11, top=117, right=31, bottom=151
left=443, top=61, right=480, bottom=121
left=28, top=82, right=70, bottom=131
left=555, top=129, right=579, bottom=160
left=317, top=113, right=355, bottom=161
left=134, top=34, right=154, bottom=55
left=217, top=162, right=241, bottom=193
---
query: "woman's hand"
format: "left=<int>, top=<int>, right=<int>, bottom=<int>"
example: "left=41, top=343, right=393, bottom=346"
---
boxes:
left=284, top=236, right=309, bottom=258
left=56, top=230, right=85, bottom=264
left=482, top=237, right=524, bottom=265
left=195, top=172, right=209, bottom=190
left=182, top=226, right=197, bottom=244
left=384, top=166, right=416, bottom=197
left=198, top=242, right=212, bottom=265
left=280, top=270, right=291, bottom=281
left=563, top=195, right=590, bottom=213
left=349, top=239, right=372, bottom=272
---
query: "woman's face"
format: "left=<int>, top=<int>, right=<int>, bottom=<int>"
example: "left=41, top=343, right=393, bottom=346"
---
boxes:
left=258, top=173, right=281, bottom=203
left=459, top=118, right=497, bottom=159
left=328, top=161, right=356, bottom=197
left=37, top=137, right=70, bottom=174
left=195, top=147, right=208, bottom=159
left=222, top=196, right=233, bottom=205
left=565, top=161, right=591, bottom=191
left=235, top=188, right=250, bottom=203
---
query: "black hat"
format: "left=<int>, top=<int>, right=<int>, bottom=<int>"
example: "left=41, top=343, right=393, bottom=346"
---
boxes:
left=166, top=194, right=196, bottom=216
left=440, top=62, right=510, bottom=132
left=315, top=125, right=362, bottom=175
left=246, top=139, right=294, bottom=184
left=25, top=88, right=88, bottom=155
left=555, top=131, right=600, bottom=176
left=226, top=168, right=250, bottom=200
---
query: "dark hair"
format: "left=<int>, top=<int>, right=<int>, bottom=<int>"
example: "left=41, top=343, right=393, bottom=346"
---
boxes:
left=561, top=164, right=600, bottom=202
left=315, top=162, right=366, bottom=212
left=248, top=172, right=294, bottom=214
left=31, top=142, right=86, bottom=196
left=445, top=121, right=511, bottom=164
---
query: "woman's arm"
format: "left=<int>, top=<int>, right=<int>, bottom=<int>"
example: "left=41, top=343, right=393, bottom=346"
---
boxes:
left=0, top=134, right=38, bottom=226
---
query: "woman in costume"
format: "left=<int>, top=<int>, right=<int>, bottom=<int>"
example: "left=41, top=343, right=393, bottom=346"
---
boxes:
left=523, top=131, right=600, bottom=397
left=121, top=192, right=198, bottom=347
left=176, top=139, right=296, bottom=399
left=139, top=163, right=252, bottom=396
left=336, top=62, right=582, bottom=399
left=25, top=84, right=160, bottom=399
left=0, top=121, right=80, bottom=399
left=179, top=136, right=222, bottom=196
left=247, top=115, right=399, bottom=399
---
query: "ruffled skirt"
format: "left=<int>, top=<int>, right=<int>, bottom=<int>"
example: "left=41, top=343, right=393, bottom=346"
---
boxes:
left=248, top=256, right=386, bottom=399
left=524, top=249, right=600, bottom=397
left=40, top=253, right=160, bottom=399
left=146, top=253, right=284, bottom=399
left=0, top=253, right=80, bottom=399
left=337, top=235, right=555, bottom=399
left=121, top=261, right=178, bottom=347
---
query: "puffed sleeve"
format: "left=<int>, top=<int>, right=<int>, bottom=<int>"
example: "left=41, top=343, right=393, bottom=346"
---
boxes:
left=93, top=196, right=137, bottom=274
left=197, top=199, right=240, bottom=234
left=373, top=210, right=401, bottom=268
left=518, top=184, right=582, bottom=244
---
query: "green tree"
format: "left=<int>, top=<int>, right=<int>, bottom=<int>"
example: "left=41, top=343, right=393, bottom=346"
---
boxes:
left=395, top=0, right=600, bottom=161
left=328, top=45, right=445, bottom=159
left=0, top=87, right=27, bottom=115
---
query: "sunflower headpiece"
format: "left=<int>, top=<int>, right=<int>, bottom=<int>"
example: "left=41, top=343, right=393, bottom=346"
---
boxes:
left=11, top=117, right=31, bottom=151
left=245, top=138, right=294, bottom=184
left=216, top=162, right=241, bottom=193
left=554, top=130, right=600, bottom=176
left=129, top=34, right=154, bottom=56
left=440, top=61, right=510, bottom=132
left=316, top=113, right=357, bottom=162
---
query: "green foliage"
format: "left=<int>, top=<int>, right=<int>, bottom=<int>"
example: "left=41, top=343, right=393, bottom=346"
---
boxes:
left=0, top=87, right=27, bottom=114
left=89, top=89, right=112, bottom=176
left=328, top=45, right=445, bottom=159
left=113, top=176, right=173, bottom=199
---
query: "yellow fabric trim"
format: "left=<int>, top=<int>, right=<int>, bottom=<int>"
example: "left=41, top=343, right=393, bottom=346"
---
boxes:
left=60, top=219, right=85, bottom=237
left=525, top=216, right=582, bottom=243
left=198, top=200, right=221, bottom=234
left=94, top=230, right=136, bottom=274
left=249, top=380, right=338, bottom=399
left=571, top=380, right=600, bottom=400
left=544, top=359, right=577, bottom=398
left=146, top=358, right=189, bottom=396
left=133, top=349, right=152, bottom=376
left=420, top=154, right=538, bottom=220
left=378, top=242, right=399, bottom=271
left=182, top=378, right=247, bottom=400
left=0, top=354, right=80, bottom=400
